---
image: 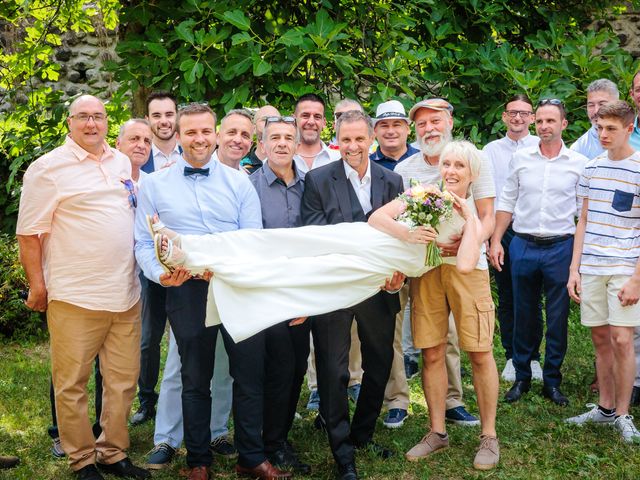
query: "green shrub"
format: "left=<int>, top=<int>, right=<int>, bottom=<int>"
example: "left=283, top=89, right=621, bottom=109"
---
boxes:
left=0, top=234, right=46, bottom=339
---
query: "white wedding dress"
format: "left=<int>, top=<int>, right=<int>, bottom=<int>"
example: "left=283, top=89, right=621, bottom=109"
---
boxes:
left=177, top=204, right=471, bottom=342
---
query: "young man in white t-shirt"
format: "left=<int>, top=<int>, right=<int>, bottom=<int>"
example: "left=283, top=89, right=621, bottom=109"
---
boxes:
left=566, top=101, right=640, bottom=442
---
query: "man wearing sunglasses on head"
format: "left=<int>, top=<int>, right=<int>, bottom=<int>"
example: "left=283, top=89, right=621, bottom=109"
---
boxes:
left=490, top=98, right=589, bottom=407
left=17, top=95, right=149, bottom=480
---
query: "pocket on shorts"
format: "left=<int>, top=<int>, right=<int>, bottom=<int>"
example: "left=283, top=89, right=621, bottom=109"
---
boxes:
left=612, top=189, right=634, bottom=212
left=475, top=297, right=495, bottom=347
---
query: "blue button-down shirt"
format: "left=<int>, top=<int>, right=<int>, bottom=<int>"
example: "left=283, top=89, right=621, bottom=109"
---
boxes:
left=369, top=143, right=420, bottom=171
left=630, top=116, right=640, bottom=152
left=570, top=125, right=604, bottom=160
left=250, top=161, right=305, bottom=229
left=135, top=156, right=262, bottom=283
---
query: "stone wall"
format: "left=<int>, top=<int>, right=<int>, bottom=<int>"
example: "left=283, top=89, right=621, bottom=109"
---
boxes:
left=608, top=11, right=640, bottom=59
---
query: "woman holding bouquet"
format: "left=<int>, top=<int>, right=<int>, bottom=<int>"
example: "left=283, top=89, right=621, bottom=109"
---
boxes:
left=372, top=140, right=499, bottom=471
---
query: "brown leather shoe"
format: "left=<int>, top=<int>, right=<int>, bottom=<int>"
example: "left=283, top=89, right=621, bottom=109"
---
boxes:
left=235, top=460, right=292, bottom=479
left=187, top=466, right=210, bottom=480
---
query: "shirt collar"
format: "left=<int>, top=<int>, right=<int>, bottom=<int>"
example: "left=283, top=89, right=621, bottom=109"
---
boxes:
left=151, top=141, right=181, bottom=157
left=343, top=158, right=371, bottom=183
left=65, top=135, right=113, bottom=162
left=535, top=141, right=571, bottom=161
left=504, top=133, right=533, bottom=146
left=263, top=160, right=302, bottom=187
left=176, top=154, right=214, bottom=172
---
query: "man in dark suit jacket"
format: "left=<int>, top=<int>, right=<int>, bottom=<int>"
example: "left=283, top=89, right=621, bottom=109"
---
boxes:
left=301, top=110, right=405, bottom=480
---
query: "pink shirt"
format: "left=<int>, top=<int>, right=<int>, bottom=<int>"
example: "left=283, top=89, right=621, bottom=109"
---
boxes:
left=17, top=136, right=140, bottom=312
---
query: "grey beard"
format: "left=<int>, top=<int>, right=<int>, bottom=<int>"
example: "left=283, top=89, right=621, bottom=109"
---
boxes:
left=419, top=130, right=452, bottom=157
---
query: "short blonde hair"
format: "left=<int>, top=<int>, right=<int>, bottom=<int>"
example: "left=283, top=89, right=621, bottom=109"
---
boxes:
left=439, top=140, right=482, bottom=181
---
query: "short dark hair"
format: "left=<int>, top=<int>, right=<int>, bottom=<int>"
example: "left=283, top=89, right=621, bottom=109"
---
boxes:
left=596, top=100, right=635, bottom=126
left=505, top=94, right=533, bottom=108
left=295, top=93, right=325, bottom=113
left=335, top=110, right=373, bottom=138
left=536, top=98, right=566, bottom=119
left=632, top=70, right=640, bottom=92
left=146, top=91, right=178, bottom=115
left=176, top=103, right=216, bottom=133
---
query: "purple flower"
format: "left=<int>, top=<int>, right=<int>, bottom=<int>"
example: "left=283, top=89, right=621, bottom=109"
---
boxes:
left=423, top=198, right=431, bottom=206
left=435, top=199, right=443, bottom=208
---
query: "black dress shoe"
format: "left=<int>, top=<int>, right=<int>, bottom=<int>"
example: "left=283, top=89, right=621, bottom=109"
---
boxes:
left=268, top=444, right=311, bottom=475
left=631, top=386, right=640, bottom=406
left=75, top=464, right=104, bottom=480
left=354, top=441, right=394, bottom=459
left=130, top=406, right=155, bottom=426
left=542, top=386, right=569, bottom=406
left=504, top=380, right=531, bottom=403
left=337, top=462, right=358, bottom=480
left=97, top=458, right=151, bottom=479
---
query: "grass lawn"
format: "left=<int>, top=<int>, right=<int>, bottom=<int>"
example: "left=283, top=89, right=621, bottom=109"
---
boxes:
left=1, top=305, right=639, bottom=479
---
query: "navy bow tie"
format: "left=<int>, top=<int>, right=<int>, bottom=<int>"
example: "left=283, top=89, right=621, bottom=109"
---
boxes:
left=184, top=166, right=210, bottom=177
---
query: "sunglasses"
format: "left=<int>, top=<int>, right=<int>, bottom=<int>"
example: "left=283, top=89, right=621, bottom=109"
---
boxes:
left=264, top=116, right=297, bottom=126
left=334, top=109, right=362, bottom=121
left=538, top=98, right=564, bottom=107
left=121, top=179, right=137, bottom=209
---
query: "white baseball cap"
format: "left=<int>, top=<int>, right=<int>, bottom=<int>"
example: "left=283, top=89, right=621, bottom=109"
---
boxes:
left=373, top=100, right=410, bottom=126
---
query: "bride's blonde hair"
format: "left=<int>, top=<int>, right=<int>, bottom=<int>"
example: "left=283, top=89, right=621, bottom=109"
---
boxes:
left=438, top=140, right=483, bottom=181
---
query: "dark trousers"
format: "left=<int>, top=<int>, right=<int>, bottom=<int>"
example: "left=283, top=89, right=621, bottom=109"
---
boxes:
left=138, top=275, right=168, bottom=410
left=222, top=319, right=311, bottom=469
left=166, top=279, right=218, bottom=468
left=49, top=356, right=103, bottom=439
left=312, top=292, right=396, bottom=467
left=492, top=225, right=542, bottom=361
left=510, top=235, right=573, bottom=387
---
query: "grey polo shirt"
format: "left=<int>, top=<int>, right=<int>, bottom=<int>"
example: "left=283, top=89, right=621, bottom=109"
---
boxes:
left=250, top=161, right=305, bottom=229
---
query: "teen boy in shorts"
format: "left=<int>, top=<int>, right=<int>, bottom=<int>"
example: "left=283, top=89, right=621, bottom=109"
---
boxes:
left=565, top=100, right=640, bottom=443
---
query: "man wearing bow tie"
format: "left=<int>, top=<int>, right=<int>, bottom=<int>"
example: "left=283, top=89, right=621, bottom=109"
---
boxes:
left=135, top=103, right=262, bottom=480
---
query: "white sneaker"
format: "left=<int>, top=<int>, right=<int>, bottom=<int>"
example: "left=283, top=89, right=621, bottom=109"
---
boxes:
left=531, top=360, right=543, bottom=381
left=501, top=359, right=515, bottom=382
left=614, top=415, right=640, bottom=443
left=564, top=404, right=615, bottom=425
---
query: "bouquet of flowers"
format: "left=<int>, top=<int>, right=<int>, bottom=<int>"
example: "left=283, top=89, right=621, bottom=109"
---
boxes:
left=396, top=179, right=455, bottom=266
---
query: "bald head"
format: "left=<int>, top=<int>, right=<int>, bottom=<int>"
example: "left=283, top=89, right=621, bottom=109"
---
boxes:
left=67, top=95, right=108, bottom=156
left=255, top=105, right=280, bottom=141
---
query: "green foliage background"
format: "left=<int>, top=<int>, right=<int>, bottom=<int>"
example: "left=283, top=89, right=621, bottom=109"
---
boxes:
left=1, top=1, right=640, bottom=334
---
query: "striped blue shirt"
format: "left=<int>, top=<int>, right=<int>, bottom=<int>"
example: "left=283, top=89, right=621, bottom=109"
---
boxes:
left=577, top=151, right=640, bottom=275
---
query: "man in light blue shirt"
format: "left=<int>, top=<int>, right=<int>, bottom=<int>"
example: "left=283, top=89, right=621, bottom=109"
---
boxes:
left=135, top=103, right=262, bottom=480
left=571, top=79, right=619, bottom=159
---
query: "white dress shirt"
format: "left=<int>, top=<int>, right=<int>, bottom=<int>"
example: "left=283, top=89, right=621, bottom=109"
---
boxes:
left=293, top=141, right=341, bottom=174
left=151, top=142, right=183, bottom=171
left=343, top=160, right=372, bottom=215
left=483, top=133, right=539, bottom=208
left=498, top=143, right=588, bottom=236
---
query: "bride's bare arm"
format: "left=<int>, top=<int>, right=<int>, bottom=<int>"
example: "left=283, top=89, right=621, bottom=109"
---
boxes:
left=451, top=192, right=482, bottom=273
left=368, top=199, right=437, bottom=244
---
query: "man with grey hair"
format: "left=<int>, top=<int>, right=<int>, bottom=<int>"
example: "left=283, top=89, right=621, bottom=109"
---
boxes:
left=116, top=119, right=153, bottom=183
left=301, top=110, right=405, bottom=480
left=214, top=109, right=254, bottom=171
left=571, top=79, right=619, bottom=159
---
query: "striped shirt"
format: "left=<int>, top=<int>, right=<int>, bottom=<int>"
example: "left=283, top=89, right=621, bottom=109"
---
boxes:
left=577, top=151, right=640, bottom=275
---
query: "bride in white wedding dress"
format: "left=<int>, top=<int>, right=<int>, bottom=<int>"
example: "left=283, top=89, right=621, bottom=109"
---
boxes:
left=152, top=140, right=483, bottom=342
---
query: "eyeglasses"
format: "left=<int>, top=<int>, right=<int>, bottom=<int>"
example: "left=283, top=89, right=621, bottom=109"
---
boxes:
left=121, top=179, right=137, bottom=209
left=504, top=110, right=533, bottom=118
left=264, top=116, right=297, bottom=126
left=538, top=98, right=564, bottom=107
left=69, top=113, right=107, bottom=123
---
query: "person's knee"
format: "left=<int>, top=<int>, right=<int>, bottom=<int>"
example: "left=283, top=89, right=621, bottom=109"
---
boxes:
left=422, top=344, right=446, bottom=365
left=610, top=328, right=635, bottom=353
left=468, top=350, right=494, bottom=369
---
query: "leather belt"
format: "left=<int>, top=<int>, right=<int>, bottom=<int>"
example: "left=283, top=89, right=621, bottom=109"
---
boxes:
left=514, top=232, right=572, bottom=246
